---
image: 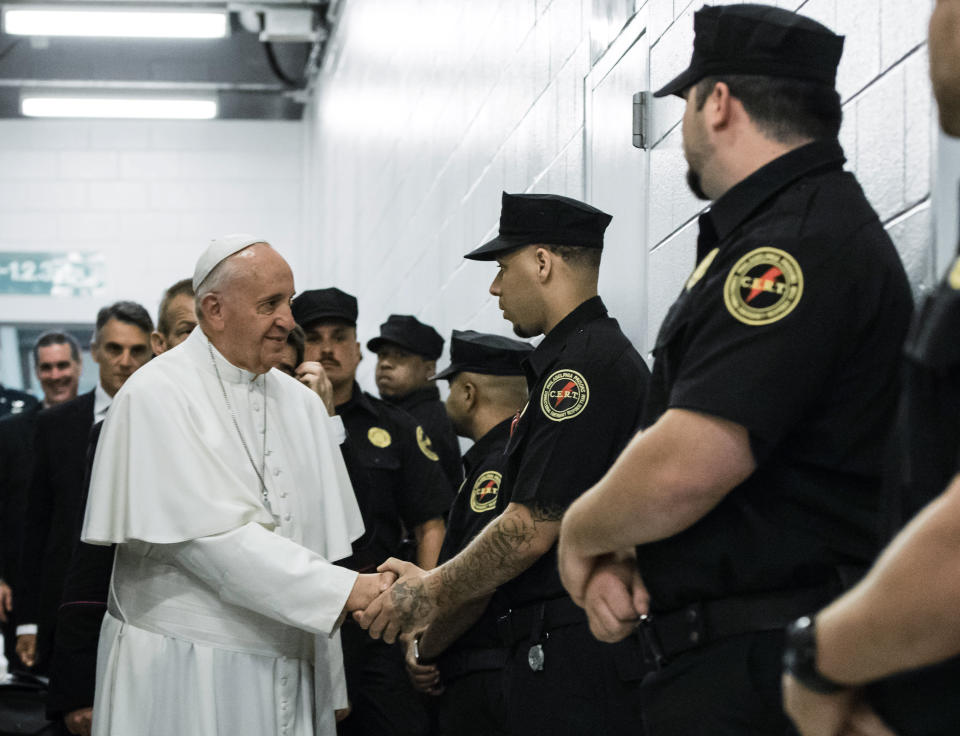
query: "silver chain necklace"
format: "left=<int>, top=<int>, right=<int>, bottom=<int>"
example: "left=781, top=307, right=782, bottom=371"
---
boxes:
left=207, top=341, right=276, bottom=518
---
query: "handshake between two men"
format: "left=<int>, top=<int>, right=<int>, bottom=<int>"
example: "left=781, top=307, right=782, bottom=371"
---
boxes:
left=347, top=558, right=436, bottom=643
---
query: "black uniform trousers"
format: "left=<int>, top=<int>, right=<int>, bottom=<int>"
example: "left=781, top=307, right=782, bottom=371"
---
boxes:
left=338, top=621, right=430, bottom=736
left=639, top=631, right=797, bottom=736
left=437, top=670, right=509, bottom=736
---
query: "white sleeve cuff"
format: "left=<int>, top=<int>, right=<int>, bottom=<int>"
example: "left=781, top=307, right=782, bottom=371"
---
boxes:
left=15, top=624, right=38, bottom=636
left=329, top=415, right=346, bottom=444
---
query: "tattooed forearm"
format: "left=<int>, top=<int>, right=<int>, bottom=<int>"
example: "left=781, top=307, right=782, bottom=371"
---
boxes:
left=432, top=503, right=562, bottom=610
left=390, top=579, right=438, bottom=631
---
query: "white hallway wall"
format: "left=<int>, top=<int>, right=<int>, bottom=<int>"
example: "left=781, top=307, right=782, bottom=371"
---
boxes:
left=302, top=0, right=937, bottom=381
left=0, top=119, right=304, bottom=329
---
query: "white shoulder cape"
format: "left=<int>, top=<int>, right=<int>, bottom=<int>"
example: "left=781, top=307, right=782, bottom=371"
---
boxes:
left=82, top=327, right=363, bottom=562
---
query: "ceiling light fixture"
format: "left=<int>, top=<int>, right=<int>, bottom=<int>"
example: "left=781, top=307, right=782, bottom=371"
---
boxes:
left=21, top=95, right=218, bottom=119
left=2, top=6, right=229, bottom=39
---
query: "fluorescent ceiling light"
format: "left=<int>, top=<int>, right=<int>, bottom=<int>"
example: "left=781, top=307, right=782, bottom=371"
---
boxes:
left=2, top=7, right=228, bottom=39
left=21, top=96, right=218, bottom=119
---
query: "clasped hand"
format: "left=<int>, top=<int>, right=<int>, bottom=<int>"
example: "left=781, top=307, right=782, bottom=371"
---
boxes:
left=558, top=534, right=649, bottom=643
left=352, top=558, right=435, bottom=644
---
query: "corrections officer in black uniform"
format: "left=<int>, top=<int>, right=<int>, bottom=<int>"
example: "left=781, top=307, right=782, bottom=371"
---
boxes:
left=368, top=315, right=463, bottom=487
left=782, top=2, right=960, bottom=733
left=403, top=330, right=532, bottom=736
left=356, top=193, right=652, bottom=736
left=291, top=287, right=452, bottom=736
left=558, top=5, right=914, bottom=735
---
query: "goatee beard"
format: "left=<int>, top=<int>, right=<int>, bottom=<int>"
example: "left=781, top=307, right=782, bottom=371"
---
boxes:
left=686, top=168, right=711, bottom=201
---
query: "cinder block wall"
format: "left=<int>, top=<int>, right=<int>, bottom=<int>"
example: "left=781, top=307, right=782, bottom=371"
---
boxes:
left=303, top=0, right=937, bottom=385
left=0, top=119, right=304, bottom=328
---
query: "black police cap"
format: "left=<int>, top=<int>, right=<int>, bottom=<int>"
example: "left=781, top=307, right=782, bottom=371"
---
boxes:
left=653, top=3, right=844, bottom=99
left=366, top=315, right=444, bottom=360
left=292, top=287, right=358, bottom=327
left=432, top=330, right=533, bottom=380
left=463, top=192, right=613, bottom=261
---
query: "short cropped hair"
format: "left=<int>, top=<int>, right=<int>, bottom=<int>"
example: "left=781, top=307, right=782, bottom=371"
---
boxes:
left=94, top=301, right=154, bottom=344
left=33, top=331, right=81, bottom=364
left=543, top=244, right=602, bottom=272
left=286, top=324, right=305, bottom=367
left=695, top=74, right=842, bottom=143
left=157, top=278, right=195, bottom=337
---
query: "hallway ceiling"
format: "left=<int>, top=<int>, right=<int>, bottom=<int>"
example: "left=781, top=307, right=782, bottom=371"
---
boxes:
left=0, top=0, right=333, bottom=119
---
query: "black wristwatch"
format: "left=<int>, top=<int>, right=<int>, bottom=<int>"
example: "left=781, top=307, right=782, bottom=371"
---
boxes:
left=783, top=615, right=846, bottom=694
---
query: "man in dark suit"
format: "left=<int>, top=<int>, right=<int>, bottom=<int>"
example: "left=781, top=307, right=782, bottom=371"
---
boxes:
left=0, top=332, right=83, bottom=669
left=15, top=302, right=152, bottom=675
left=47, top=281, right=196, bottom=736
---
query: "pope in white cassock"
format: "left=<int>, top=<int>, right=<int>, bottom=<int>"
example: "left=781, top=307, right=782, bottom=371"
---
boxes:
left=81, top=235, right=391, bottom=736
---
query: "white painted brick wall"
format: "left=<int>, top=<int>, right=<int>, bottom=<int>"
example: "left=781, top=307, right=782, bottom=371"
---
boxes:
left=302, top=0, right=942, bottom=386
left=0, top=119, right=304, bottom=329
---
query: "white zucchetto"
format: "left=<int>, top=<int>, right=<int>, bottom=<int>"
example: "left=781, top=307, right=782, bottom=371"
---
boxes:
left=193, top=233, right=266, bottom=291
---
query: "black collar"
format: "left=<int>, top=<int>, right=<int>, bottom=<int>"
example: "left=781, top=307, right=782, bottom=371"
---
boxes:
left=698, top=139, right=846, bottom=259
left=524, top=296, right=608, bottom=383
left=336, top=382, right=378, bottom=418
left=384, top=385, right=441, bottom=409
left=463, top=417, right=513, bottom=477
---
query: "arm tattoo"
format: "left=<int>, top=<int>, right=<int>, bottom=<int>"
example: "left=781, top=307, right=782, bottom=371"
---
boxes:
left=530, top=501, right=566, bottom=522
left=390, top=579, right=438, bottom=631
left=430, top=502, right=563, bottom=610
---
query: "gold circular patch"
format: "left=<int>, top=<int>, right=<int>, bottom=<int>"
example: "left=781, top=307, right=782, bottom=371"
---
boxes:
left=723, top=247, right=804, bottom=326
left=540, top=369, right=589, bottom=422
left=367, top=426, right=392, bottom=448
left=470, top=470, right=501, bottom=513
left=416, top=426, right=440, bottom=461
left=949, top=255, right=960, bottom=290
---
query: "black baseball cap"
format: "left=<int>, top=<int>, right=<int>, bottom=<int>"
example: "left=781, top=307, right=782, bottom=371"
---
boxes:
left=432, top=330, right=533, bottom=380
left=464, top=192, right=613, bottom=261
left=366, top=315, right=444, bottom=360
left=653, top=4, right=844, bottom=99
left=292, top=287, right=358, bottom=327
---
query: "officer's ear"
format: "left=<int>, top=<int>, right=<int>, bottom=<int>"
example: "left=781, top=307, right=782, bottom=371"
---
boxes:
left=461, top=379, right=477, bottom=411
left=534, top=246, right=553, bottom=284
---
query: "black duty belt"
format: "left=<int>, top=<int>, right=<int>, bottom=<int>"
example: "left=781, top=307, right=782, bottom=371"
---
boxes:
left=636, top=585, right=836, bottom=669
left=496, top=596, right=586, bottom=648
left=438, top=647, right=509, bottom=683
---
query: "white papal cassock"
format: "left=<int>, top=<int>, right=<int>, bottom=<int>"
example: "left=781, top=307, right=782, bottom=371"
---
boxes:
left=81, top=327, right=365, bottom=736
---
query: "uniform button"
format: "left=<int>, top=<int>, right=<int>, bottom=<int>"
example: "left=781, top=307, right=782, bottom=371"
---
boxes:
left=284, top=513, right=292, bottom=522
left=265, top=449, right=272, bottom=456
left=273, top=468, right=281, bottom=476
left=689, top=631, right=700, bottom=644
left=280, top=491, right=288, bottom=498
left=280, top=676, right=288, bottom=685
left=253, top=404, right=261, bottom=412
left=685, top=609, right=698, bottom=623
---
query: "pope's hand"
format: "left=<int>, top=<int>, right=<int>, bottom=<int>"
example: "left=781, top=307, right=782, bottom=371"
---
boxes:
left=295, top=361, right=335, bottom=416
left=581, top=553, right=648, bottom=643
left=353, top=558, right=435, bottom=644
left=782, top=673, right=895, bottom=736
left=344, top=571, right=397, bottom=613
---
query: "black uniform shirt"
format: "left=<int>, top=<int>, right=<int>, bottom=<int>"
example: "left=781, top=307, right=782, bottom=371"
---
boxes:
left=387, top=386, right=463, bottom=487
left=437, top=417, right=513, bottom=651
left=336, top=383, right=453, bottom=571
left=499, top=297, right=650, bottom=608
left=637, top=140, right=913, bottom=611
